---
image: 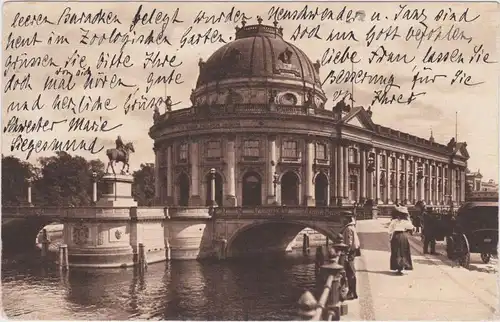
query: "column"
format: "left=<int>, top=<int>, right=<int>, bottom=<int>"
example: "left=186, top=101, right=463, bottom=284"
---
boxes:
left=166, top=145, right=173, bottom=204
left=305, top=138, right=315, bottom=206
left=360, top=149, right=366, bottom=203
left=440, top=165, right=445, bottom=204
left=154, top=147, right=161, bottom=204
left=385, top=152, right=390, bottom=204
left=429, top=163, right=434, bottom=205
left=343, top=145, right=349, bottom=201
left=375, top=151, right=381, bottom=203
left=337, top=144, right=344, bottom=204
left=267, top=136, right=277, bottom=204
left=395, top=155, right=400, bottom=204
left=460, top=169, right=466, bottom=203
left=404, top=157, right=409, bottom=204
left=451, top=166, right=456, bottom=204
left=189, top=139, right=202, bottom=206
left=331, top=143, right=337, bottom=202
left=413, top=161, right=418, bottom=202
left=226, top=136, right=237, bottom=206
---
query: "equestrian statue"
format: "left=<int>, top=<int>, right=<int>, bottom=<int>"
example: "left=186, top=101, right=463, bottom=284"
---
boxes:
left=106, top=135, right=135, bottom=175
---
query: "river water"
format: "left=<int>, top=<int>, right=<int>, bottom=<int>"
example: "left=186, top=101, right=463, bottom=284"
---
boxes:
left=2, top=250, right=321, bottom=320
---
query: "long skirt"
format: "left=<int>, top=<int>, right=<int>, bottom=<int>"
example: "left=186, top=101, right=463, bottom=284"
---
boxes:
left=390, top=232, right=413, bottom=271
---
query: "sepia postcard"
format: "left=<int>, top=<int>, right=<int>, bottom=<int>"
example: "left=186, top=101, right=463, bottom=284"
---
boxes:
left=1, top=0, right=498, bottom=320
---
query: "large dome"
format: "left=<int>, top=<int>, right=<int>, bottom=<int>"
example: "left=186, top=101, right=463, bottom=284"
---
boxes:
left=191, top=19, right=326, bottom=109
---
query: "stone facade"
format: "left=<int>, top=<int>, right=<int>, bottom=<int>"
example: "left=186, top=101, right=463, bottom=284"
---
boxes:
left=149, top=21, right=469, bottom=210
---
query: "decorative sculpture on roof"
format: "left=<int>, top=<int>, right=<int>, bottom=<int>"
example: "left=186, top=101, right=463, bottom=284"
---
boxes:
left=278, top=48, right=293, bottom=64
left=153, top=107, right=161, bottom=123
left=305, top=90, right=315, bottom=108
left=447, top=137, right=456, bottom=149
left=313, top=60, right=320, bottom=74
left=333, top=99, right=351, bottom=113
left=190, top=89, right=196, bottom=106
left=165, top=96, right=172, bottom=112
left=366, top=105, right=373, bottom=118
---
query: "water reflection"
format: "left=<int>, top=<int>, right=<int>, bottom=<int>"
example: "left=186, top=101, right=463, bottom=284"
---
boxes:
left=3, top=251, right=319, bottom=320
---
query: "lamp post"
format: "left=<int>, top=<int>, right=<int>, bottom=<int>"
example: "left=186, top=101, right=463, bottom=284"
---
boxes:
left=26, top=177, right=33, bottom=207
left=273, top=172, right=280, bottom=197
left=92, top=172, right=98, bottom=204
left=210, top=168, right=217, bottom=207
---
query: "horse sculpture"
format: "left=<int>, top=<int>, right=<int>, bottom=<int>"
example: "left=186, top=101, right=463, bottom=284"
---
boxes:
left=106, top=142, right=135, bottom=175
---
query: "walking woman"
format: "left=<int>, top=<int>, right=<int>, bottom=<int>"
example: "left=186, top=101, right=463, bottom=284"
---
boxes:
left=388, top=206, right=415, bottom=275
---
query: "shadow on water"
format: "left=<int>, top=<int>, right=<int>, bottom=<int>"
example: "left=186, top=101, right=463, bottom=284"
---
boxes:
left=2, top=250, right=321, bottom=320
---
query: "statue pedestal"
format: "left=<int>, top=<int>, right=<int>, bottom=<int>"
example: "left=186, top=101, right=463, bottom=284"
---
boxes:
left=96, top=174, right=137, bottom=207
left=65, top=174, right=138, bottom=268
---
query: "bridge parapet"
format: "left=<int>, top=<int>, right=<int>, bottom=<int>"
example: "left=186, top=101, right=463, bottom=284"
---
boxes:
left=213, top=206, right=354, bottom=220
left=1, top=206, right=132, bottom=219
left=167, top=207, right=211, bottom=219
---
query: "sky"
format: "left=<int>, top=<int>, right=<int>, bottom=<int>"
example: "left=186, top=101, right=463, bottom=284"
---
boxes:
left=2, top=1, right=499, bottom=181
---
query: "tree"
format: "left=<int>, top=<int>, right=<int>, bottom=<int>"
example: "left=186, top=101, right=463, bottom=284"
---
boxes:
left=1, top=155, right=37, bottom=206
left=132, top=163, right=155, bottom=206
left=35, top=152, right=105, bottom=207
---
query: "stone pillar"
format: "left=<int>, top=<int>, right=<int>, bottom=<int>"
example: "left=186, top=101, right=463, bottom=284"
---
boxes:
left=404, top=157, right=409, bottom=204
left=451, top=167, right=456, bottom=204
left=331, top=144, right=337, bottom=204
left=166, top=145, right=173, bottom=205
left=226, top=136, right=237, bottom=206
left=267, top=136, right=277, bottom=204
left=395, top=155, right=400, bottom=204
left=375, top=151, right=381, bottom=203
left=189, top=139, right=202, bottom=206
left=429, top=164, right=435, bottom=205
left=413, top=161, right=418, bottom=203
left=343, top=145, right=349, bottom=202
left=305, top=138, right=315, bottom=206
left=460, top=169, right=466, bottom=203
left=154, top=148, right=161, bottom=204
left=337, top=144, right=344, bottom=204
left=385, top=152, right=390, bottom=204
left=360, top=149, right=366, bottom=203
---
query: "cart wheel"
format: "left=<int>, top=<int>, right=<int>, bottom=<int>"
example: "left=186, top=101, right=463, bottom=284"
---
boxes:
left=481, top=253, right=491, bottom=264
left=446, top=236, right=454, bottom=260
left=458, top=234, right=471, bottom=269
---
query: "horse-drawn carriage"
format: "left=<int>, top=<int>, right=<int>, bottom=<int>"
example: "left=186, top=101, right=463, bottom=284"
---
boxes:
left=444, top=192, right=499, bottom=269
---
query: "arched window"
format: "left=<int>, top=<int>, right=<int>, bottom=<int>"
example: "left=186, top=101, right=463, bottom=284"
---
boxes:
left=178, top=173, right=190, bottom=206
left=314, top=173, right=328, bottom=206
left=281, top=172, right=299, bottom=206
left=242, top=172, right=262, bottom=206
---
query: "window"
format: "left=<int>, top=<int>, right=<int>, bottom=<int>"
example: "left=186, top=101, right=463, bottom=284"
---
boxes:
left=444, top=168, right=448, bottom=177
left=398, top=159, right=404, bottom=172
left=178, top=143, right=188, bottom=162
left=408, top=160, right=414, bottom=173
left=390, top=157, right=395, bottom=170
left=380, top=155, right=386, bottom=168
left=438, top=167, right=442, bottom=177
left=282, top=140, right=298, bottom=158
left=206, top=140, right=221, bottom=158
left=316, top=143, right=326, bottom=160
left=348, top=148, right=358, bottom=163
left=424, top=164, right=429, bottom=175
left=243, top=140, right=260, bottom=157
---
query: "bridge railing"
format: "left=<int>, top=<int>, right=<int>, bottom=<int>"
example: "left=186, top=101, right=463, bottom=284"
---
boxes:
left=213, top=206, right=357, bottom=219
left=1, top=206, right=133, bottom=218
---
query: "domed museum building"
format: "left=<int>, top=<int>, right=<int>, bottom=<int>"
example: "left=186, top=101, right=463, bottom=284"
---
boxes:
left=149, top=20, right=469, bottom=212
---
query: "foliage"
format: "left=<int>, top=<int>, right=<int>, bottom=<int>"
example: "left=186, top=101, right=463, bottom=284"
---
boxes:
left=1, top=155, right=37, bottom=206
left=132, top=163, right=156, bottom=206
left=2, top=153, right=105, bottom=207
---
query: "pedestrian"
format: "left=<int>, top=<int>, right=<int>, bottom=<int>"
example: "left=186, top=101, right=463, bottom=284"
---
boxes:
left=388, top=206, right=415, bottom=275
left=419, top=201, right=437, bottom=254
left=341, top=213, right=360, bottom=300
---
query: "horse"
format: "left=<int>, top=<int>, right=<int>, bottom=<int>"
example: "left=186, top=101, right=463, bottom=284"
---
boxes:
left=106, top=142, right=135, bottom=175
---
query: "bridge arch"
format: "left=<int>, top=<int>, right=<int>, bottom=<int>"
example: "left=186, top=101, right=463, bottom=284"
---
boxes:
left=2, top=216, right=60, bottom=253
left=225, top=220, right=339, bottom=258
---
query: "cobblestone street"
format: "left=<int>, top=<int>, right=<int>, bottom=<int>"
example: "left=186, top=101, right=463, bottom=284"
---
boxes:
left=344, top=219, right=498, bottom=321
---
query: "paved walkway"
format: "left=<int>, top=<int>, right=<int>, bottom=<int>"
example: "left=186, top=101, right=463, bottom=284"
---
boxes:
left=343, top=219, right=498, bottom=321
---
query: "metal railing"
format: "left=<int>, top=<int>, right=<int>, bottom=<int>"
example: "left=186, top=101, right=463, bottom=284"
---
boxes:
left=298, top=242, right=349, bottom=320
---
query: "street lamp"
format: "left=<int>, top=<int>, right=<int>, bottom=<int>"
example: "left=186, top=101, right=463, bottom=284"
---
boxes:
left=210, top=168, right=217, bottom=207
left=26, top=177, right=33, bottom=206
left=273, top=172, right=280, bottom=196
left=92, top=172, right=98, bottom=204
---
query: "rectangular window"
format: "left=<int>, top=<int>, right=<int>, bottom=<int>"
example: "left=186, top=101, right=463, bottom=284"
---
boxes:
left=380, top=155, right=386, bottom=168
left=282, top=140, right=298, bottom=158
left=178, top=143, right=188, bottom=162
left=398, top=159, right=404, bottom=172
left=243, top=140, right=260, bottom=157
left=316, top=144, right=326, bottom=160
left=390, top=157, right=395, bottom=170
left=206, top=140, right=221, bottom=158
left=348, top=148, right=358, bottom=163
left=408, top=160, right=414, bottom=172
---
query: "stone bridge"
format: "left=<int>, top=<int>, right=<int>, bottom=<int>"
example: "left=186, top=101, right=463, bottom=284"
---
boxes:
left=1, top=205, right=364, bottom=266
